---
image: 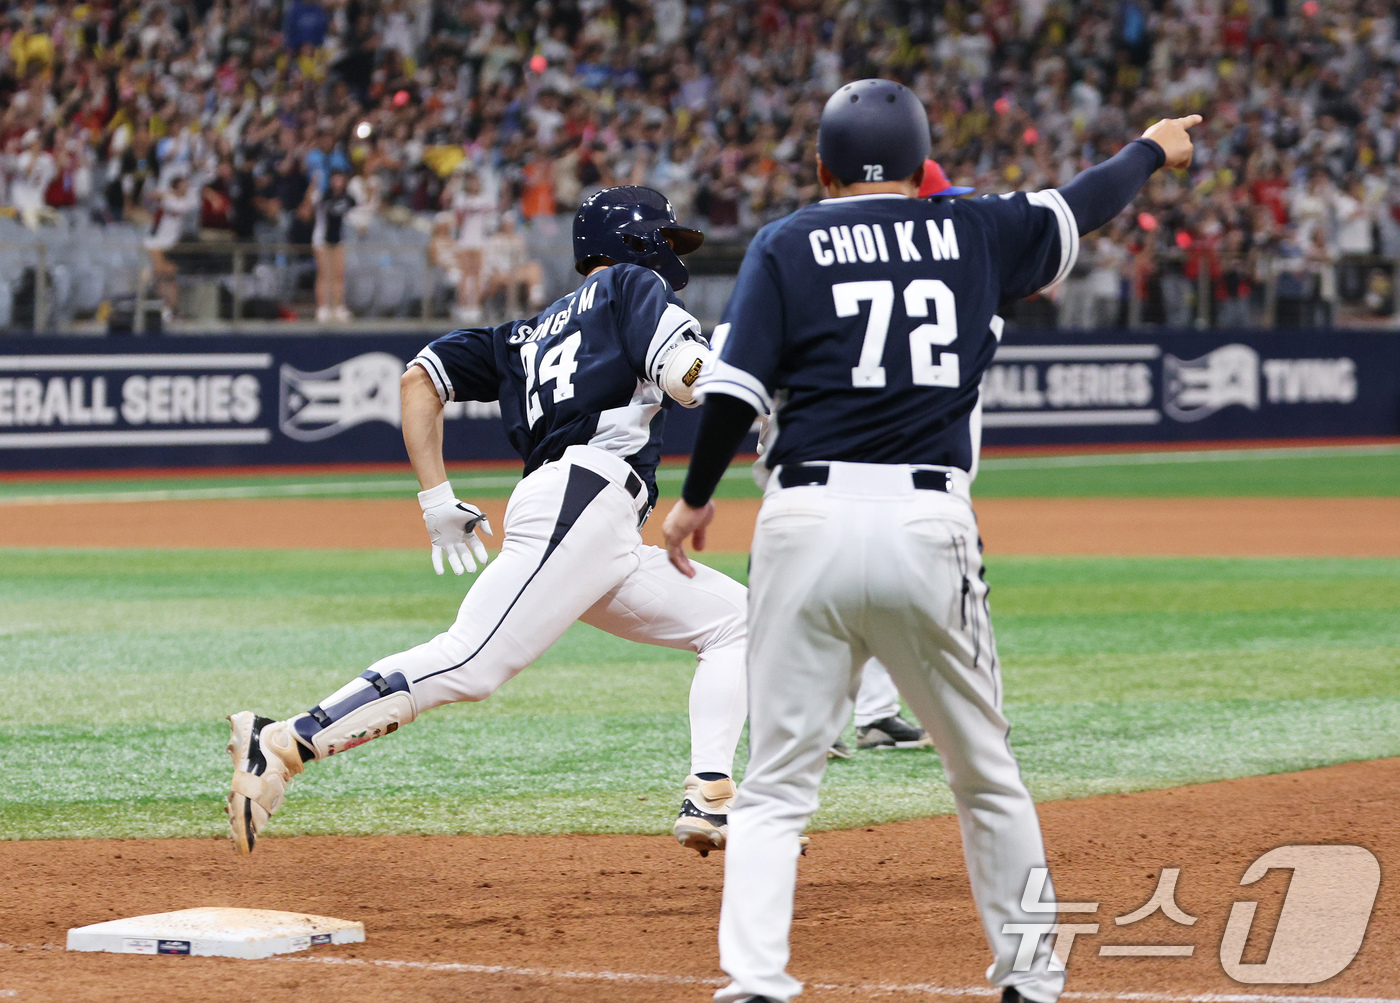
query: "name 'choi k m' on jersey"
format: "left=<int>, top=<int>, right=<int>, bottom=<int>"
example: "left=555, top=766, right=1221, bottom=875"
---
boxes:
left=696, top=190, right=1078, bottom=474
left=410, top=263, right=704, bottom=504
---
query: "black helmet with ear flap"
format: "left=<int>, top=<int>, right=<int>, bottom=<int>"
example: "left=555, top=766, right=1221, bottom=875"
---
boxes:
left=572, top=186, right=705, bottom=290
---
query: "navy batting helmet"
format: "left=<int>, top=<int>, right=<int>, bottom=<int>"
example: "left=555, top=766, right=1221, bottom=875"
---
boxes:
left=818, top=79, right=931, bottom=186
left=573, top=186, right=704, bottom=290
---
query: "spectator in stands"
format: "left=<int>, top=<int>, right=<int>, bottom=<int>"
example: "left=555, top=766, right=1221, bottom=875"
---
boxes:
left=1290, top=173, right=1332, bottom=247
left=346, top=172, right=383, bottom=235
left=145, top=173, right=202, bottom=319
left=11, top=130, right=55, bottom=230
left=1273, top=232, right=1313, bottom=329
left=0, top=0, right=1397, bottom=329
left=310, top=169, right=357, bottom=323
left=200, top=163, right=236, bottom=235
left=517, top=145, right=557, bottom=220
left=481, top=213, right=546, bottom=315
left=105, top=127, right=159, bottom=224
left=1160, top=255, right=1195, bottom=329
left=305, top=133, right=351, bottom=197
left=43, top=136, right=91, bottom=214
left=1335, top=177, right=1375, bottom=301
left=1305, top=227, right=1339, bottom=328
left=9, top=12, right=54, bottom=77
left=449, top=169, right=496, bottom=323
left=1087, top=233, right=1130, bottom=329
left=1058, top=249, right=1096, bottom=330
left=228, top=160, right=260, bottom=243
left=283, top=0, right=330, bottom=52
left=1217, top=229, right=1255, bottom=329
left=428, top=211, right=460, bottom=314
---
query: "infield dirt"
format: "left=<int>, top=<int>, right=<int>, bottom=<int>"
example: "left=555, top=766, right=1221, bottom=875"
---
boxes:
left=2, top=495, right=1399, bottom=555
left=1, top=757, right=1396, bottom=1002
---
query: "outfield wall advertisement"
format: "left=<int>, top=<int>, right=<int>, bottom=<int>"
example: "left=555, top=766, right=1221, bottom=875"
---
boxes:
left=1, top=330, right=1397, bottom=470
left=977, top=330, right=1400, bottom=447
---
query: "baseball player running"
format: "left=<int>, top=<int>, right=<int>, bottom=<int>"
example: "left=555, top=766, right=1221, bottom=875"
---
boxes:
left=227, top=186, right=748, bottom=858
left=664, top=79, right=1198, bottom=1003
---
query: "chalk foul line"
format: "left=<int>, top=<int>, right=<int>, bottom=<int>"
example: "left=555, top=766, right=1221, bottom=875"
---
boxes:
left=278, top=955, right=1398, bottom=1003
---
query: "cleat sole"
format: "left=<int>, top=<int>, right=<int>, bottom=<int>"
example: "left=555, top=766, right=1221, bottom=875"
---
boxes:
left=674, top=820, right=726, bottom=856
left=226, top=713, right=257, bottom=856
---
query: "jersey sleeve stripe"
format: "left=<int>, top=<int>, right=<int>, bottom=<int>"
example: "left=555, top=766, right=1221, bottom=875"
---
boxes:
left=695, top=359, right=773, bottom=414
left=410, top=349, right=454, bottom=403
left=645, top=303, right=703, bottom=381
left=1025, top=189, right=1080, bottom=292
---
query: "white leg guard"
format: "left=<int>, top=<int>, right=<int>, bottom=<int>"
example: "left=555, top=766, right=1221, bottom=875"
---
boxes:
left=292, top=669, right=419, bottom=759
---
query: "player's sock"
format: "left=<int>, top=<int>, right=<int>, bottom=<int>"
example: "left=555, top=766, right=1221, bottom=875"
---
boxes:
left=288, top=728, right=317, bottom=763
left=696, top=771, right=729, bottom=781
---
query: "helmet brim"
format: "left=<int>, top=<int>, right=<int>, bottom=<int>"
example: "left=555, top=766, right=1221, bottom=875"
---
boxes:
left=619, top=219, right=705, bottom=255
left=928, top=185, right=976, bottom=198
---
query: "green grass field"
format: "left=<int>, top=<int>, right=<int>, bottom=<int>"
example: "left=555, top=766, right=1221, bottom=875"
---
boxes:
left=4, top=542, right=1398, bottom=841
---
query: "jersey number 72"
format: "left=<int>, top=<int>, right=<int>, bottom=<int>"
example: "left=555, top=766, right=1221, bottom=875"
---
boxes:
left=520, top=332, right=581, bottom=428
left=834, top=279, right=959, bottom=389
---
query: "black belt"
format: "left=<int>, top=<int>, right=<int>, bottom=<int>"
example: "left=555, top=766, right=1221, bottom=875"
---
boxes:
left=624, top=471, right=652, bottom=529
left=777, top=463, right=952, bottom=493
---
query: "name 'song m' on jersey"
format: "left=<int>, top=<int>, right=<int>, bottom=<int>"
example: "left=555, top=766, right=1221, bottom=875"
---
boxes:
left=408, top=263, right=704, bottom=504
left=697, top=190, right=1079, bottom=474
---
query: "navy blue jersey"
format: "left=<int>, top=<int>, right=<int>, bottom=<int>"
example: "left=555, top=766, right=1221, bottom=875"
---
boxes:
left=411, top=263, right=702, bottom=502
left=696, top=191, right=1077, bottom=472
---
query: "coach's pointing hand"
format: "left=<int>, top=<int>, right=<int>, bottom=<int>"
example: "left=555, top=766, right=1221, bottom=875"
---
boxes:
left=419, top=480, right=493, bottom=575
left=662, top=498, right=715, bottom=578
left=1142, top=115, right=1202, bottom=170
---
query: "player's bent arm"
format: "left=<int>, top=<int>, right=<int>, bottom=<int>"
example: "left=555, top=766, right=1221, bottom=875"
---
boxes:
left=401, top=365, right=493, bottom=576
left=401, top=365, right=449, bottom=491
left=665, top=393, right=759, bottom=576
left=658, top=339, right=711, bottom=408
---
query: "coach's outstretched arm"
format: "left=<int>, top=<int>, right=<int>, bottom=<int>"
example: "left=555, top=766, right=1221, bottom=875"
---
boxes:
left=401, top=365, right=492, bottom=576
left=1056, top=115, right=1200, bottom=235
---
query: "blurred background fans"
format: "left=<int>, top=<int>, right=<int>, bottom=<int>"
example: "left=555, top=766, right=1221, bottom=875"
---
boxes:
left=0, top=0, right=1397, bottom=331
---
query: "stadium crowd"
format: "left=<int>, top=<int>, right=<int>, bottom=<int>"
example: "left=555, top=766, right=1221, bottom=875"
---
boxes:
left=0, top=0, right=1397, bottom=325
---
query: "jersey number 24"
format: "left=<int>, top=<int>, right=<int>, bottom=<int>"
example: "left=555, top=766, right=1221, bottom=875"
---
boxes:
left=834, top=279, right=959, bottom=389
left=520, top=332, right=581, bottom=427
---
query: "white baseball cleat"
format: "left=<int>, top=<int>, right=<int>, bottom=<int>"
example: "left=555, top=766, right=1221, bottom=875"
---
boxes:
left=673, top=775, right=813, bottom=857
left=673, top=774, right=735, bottom=857
left=226, top=712, right=306, bottom=855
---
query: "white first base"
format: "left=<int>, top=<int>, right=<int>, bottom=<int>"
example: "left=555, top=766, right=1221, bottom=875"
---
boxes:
left=66, top=907, right=364, bottom=959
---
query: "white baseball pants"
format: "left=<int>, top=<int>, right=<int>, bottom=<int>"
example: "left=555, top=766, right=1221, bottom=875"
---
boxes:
left=716, top=461, right=1063, bottom=1003
left=315, top=444, right=748, bottom=776
left=854, top=658, right=903, bottom=727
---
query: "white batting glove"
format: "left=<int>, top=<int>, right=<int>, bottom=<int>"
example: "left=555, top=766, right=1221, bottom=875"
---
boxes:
left=418, top=480, right=493, bottom=576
